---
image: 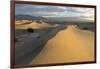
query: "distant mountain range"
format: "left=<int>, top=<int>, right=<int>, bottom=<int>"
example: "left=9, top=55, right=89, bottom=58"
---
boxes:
left=16, top=15, right=46, bottom=20
left=15, top=15, right=94, bottom=23
left=44, top=17, right=94, bottom=23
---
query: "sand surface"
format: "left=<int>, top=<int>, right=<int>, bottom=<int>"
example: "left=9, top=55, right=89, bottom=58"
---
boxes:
left=30, top=25, right=94, bottom=65
left=15, top=21, right=58, bottom=29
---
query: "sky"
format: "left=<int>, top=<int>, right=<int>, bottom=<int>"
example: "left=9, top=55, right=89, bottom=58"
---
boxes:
left=15, top=4, right=94, bottom=21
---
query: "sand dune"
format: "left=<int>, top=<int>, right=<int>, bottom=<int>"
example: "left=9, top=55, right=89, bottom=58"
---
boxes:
left=30, top=25, right=94, bottom=65
left=15, top=21, right=58, bottom=29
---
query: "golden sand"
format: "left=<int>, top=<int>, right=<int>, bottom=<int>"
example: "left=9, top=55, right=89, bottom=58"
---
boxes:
left=15, top=21, right=58, bottom=29
left=30, top=25, right=94, bottom=65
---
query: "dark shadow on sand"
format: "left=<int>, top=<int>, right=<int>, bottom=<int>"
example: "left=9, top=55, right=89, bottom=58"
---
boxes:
left=15, top=25, right=66, bottom=65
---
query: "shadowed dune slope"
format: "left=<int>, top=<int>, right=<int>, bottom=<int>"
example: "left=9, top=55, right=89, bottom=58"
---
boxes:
left=30, top=25, right=94, bottom=65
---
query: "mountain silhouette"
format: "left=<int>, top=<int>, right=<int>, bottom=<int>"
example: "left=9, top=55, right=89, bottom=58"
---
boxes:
left=16, top=15, right=45, bottom=20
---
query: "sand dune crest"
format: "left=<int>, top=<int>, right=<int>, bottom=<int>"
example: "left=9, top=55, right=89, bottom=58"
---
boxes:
left=30, top=25, right=94, bottom=65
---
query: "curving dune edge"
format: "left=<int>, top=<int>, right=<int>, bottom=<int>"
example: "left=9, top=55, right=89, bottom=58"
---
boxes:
left=29, top=25, right=94, bottom=65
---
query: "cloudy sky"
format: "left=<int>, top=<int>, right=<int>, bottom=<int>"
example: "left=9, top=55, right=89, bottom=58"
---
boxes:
left=15, top=4, right=94, bottom=21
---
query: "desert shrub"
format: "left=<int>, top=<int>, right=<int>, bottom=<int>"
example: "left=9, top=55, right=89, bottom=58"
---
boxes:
left=27, top=28, right=34, bottom=33
left=83, top=27, right=88, bottom=30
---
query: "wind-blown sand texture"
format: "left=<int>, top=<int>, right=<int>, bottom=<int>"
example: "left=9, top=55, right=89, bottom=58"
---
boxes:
left=30, top=25, right=94, bottom=65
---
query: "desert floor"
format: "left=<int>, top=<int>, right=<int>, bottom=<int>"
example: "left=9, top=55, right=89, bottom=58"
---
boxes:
left=15, top=21, right=94, bottom=65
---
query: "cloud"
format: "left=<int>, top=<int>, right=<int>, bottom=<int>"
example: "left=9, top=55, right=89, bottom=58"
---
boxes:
left=15, top=4, right=94, bottom=21
left=15, top=4, right=65, bottom=15
left=56, top=7, right=94, bottom=20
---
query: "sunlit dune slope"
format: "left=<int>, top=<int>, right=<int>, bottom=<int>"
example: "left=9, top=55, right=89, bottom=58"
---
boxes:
left=30, top=25, right=94, bottom=65
left=15, top=21, right=58, bottom=29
